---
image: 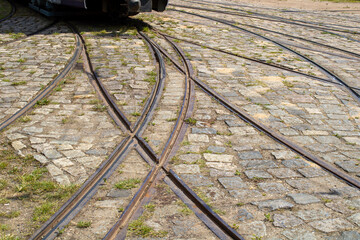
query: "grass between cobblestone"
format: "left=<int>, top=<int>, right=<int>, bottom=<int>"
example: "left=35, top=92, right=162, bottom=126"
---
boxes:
left=127, top=203, right=168, bottom=238
left=0, top=142, right=78, bottom=239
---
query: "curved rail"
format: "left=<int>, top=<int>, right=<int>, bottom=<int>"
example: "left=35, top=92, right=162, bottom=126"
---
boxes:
left=30, top=24, right=166, bottom=240
left=170, top=4, right=360, bottom=35
left=103, top=30, right=194, bottom=239
left=0, top=31, right=82, bottom=131
left=152, top=27, right=360, bottom=190
left=105, top=32, right=244, bottom=240
left=160, top=33, right=360, bottom=92
left=168, top=6, right=360, bottom=59
left=169, top=9, right=360, bottom=104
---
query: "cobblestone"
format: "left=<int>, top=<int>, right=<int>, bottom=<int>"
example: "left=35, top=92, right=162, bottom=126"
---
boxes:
left=2, top=0, right=360, bottom=238
left=309, top=218, right=354, bottom=233
left=288, top=193, right=320, bottom=204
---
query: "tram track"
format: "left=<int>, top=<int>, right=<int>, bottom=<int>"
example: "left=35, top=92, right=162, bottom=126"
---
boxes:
left=158, top=33, right=360, bottom=92
left=184, top=0, right=360, bottom=31
left=167, top=8, right=360, bottom=105
left=104, top=33, right=245, bottom=240
left=146, top=26, right=360, bottom=191
left=168, top=5, right=360, bottom=59
left=29, top=22, right=167, bottom=239
left=0, top=29, right=82, bottom=131
left=1, top=1, right=359, bottom=239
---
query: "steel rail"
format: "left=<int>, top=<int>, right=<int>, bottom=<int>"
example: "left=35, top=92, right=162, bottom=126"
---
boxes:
left=170, top=4, right=360, bottom=35
left=30, top=24, right=166, bottom=240
left=0, top=0, right=15, bottom=23
left=68, top=23, right=132, bottom=132
left=152, top=27, right=360, bottom=190
left=183, top=0, right=360, bottom=31
left=162, top=35, right=244, bottom=240
left=103, top=30, right=192, bottom=239
left=168, top=6, right=360, bottom=59
left=160, top=33, right=360, bottom=92
left=105, top=32, right=244, bottom=240
left=159, top=22, right=360, bottom=190
left=170, top=9, right=360, bottom=103
left=0, top=31, right=82, bottom=131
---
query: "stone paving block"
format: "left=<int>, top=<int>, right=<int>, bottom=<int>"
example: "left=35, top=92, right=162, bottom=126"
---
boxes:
left=206, top=162, right=236, bottom=171
left=188, top=134, right=209, bottom=142
left=326, top=231, right=360, bottom=240
left=331, top=186, right=360, bottom=197
left=309, top=218, right=354, bottom=233
left=238, top=151, right=263, bottom=160
left=62, top=150, right=85, bottom=158
left=335, top=160, right=360, bottom=173
left=209, top=169, right=234, bottom=177
left=53, top=174, right=71, bottom=185
left=347, top=213, right=360, bottom=227
left=179, top=154, right=202, bottom=163
left=11, top=140, right=26, bottom=150
left=239, top=160, right=278, bottom=169
left=34, top=154, right=48, bottom=164
left=106, top=189, right=131, bottom=198
left=172, top=164, right=200, bottom=174
left=297, top=167, right=328, bottom=177
left=181, top=174, right=213, bottom=187
left=281, top=228, right=316, bottom=240
left=267, top=168, right=302, bottom=178
left=307, top=144, right=336, bottom=153
left=204, top=153, right=233, bottom=163
left=244, top=170, right=273, bottom=179
left=236, top=209, right=254, bottom=221
left=273, top=214, right=304, bottom=228
left=325, top=201, right=355, bottom=215
left=218, top=176, right=247, bottom=189
left=53, top=158, right=74, bottom=168
left=229, top=190, right=262, bottom=201
left=258, top=182, right=288, bottom=194
left=343, top=137, right=360, bottom=145
left=191, top=127, right=217, bottom=135
left=286, top=179, right=317, bottom=191
left=314, top=136, right=341, bottom=144
left=233, top=145, right=254, bottom=151
left=238, top=221, right=266, bottom=237
left=282, top=159, right=310, bottom=168
left=295, top=209, right=332, bottom=221
left=288, top=193, right=320, bottom=204
left=252, top=199, right=294, bottom=211
left=207, top=146, right=226, bottom=153
left=43, top=148, right=62, bottom=159
left=272, top=150, right=297, bottom=159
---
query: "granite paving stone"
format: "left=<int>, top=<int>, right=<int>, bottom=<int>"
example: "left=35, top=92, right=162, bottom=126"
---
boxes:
left=295, top=209, right=332, bottom=221
left=288, top=193, right=320, bottom=204
left=244, top=170, right=273, bottom=179
left=258, top=182, right=288, bottom=194
left=252, top=199, right=294, bottom=211
left=309, top=218, right=354, bottom=233
left=273, top=214, right=304, bottom=228
left=267, top=168, right=302, bottom=178
left=218, top=176, right=247, bottom=189
left=297, top=167, right=328, bottom=177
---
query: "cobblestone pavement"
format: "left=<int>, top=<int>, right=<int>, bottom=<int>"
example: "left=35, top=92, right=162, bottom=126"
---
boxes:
left=1, top=0, right=360, bottom=239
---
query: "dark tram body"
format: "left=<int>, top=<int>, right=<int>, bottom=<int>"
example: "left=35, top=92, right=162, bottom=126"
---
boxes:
left=29, top=0, right=167, bottom=17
